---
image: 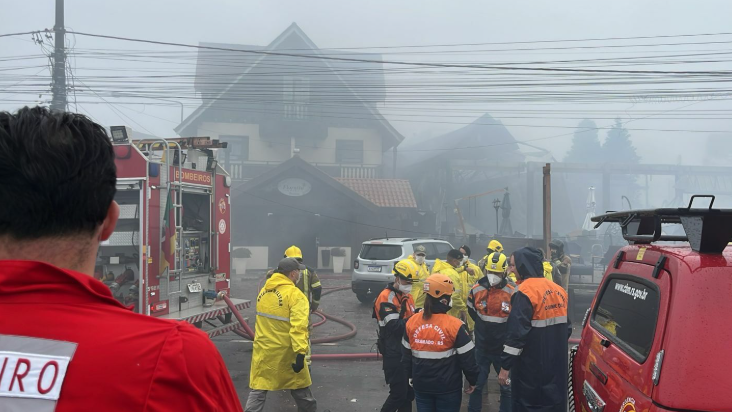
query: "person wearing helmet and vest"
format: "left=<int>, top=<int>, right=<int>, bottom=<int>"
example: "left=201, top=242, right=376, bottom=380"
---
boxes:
left=432, top=249, right=469, bottom=325
left=478, top=239, right=503, bottom=271
left=498, top=247, right=569, bottom=412
left=408, top=245, right=430, bottom=308
left=479, top=240, right=517, bottom=283
left=373, top=259, right=418, bottom=412
left=467, top=252, right=515, bottom=412
left=403, top=274, right=480, bottom=412
left=549, top=240, right=571, bottom=292
left=246, top=258, right=317, bottom=412
left=283, top=245, right=323, bottom=312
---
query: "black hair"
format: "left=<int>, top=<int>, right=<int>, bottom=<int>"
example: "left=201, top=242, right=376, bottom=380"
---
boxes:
left=447, top=249, right=463, bottom=260
left=423, top=294, right=451, bottom=320
left=460, top=245, right=471, bottom=257
left=0, top=107, right=116, bottom=239
left=423, top=295, right=434, bottom=320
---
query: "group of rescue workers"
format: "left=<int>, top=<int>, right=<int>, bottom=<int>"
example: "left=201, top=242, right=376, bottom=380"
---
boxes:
left=0, top=108, right=575, bottom=412
left=247, top=238, right=573, bottom=412
left=372, top=240, right=573, bottom=412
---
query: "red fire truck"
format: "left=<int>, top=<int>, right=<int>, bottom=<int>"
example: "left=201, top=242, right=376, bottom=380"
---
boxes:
left=96, top=126, right=250, bottom=338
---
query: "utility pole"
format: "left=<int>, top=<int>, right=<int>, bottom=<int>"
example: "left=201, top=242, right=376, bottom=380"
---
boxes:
left=50, top=0, right=67, bottom=111
left=543, top=163, right=552, bottom=255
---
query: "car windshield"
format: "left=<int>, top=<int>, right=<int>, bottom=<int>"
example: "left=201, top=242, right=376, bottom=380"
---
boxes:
left=360, top=244, right=403, bottom=261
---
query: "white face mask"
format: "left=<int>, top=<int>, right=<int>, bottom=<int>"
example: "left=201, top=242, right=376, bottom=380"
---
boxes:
left=486, top=273, right=502, bottom=286
left=398, top=283, right=413, bottom=294
left=461, top=256, right=469, bottom=265
left=294, top=271, right=301, bottom=284
left=415, top=255, right=426, bottom=265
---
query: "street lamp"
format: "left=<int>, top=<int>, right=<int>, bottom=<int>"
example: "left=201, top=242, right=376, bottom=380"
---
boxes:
left=493, top=198, right=501, bottom=235
left=110, top=92, right=184, bottom=123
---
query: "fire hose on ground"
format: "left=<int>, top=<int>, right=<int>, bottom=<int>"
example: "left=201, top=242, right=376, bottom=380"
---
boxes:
left=221, top=282, right=580, bottom=360
left=223, top=284, right=379, bottom=360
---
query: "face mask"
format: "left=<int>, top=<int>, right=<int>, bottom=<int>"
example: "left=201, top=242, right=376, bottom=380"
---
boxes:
left=432, top=296, right=452, bottom=313
left=294, top=271, right=301, bottom=284
left=487, top=273, right=502, bottom=286
left=398, top=283, right=413, bottom=294
left=415, top=255, right=426, bottom=265
left=461, top=256, right=469, bottom=265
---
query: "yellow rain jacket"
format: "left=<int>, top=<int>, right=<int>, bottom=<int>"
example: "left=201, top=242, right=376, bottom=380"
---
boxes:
left=431, top=259, right=468, bottom=323
left=543, top=261, right=554, bottom=282
left=250, top=272, right=311, bottom=391
left=408, top=255, right=430, bottom=308
left=456, top=261, right=482, bottom=331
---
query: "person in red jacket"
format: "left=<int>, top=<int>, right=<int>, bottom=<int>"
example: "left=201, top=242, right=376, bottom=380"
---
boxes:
left=0, top=107, right=243, bottom=412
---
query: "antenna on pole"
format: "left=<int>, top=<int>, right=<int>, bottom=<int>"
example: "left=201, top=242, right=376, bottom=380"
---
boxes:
left=50, top=0, right=67, bottom=111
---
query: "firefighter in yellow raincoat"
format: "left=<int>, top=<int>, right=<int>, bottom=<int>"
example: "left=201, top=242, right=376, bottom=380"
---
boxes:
left=432, top=249, right=469, bottom=325
left=245, top=258, right=317, bottom=412
left=408, top=245, right=430, bottom=308
left=457, top=245, right=483, bottom=332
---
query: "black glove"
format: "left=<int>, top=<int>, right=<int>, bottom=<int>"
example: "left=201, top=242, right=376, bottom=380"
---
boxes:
left=292, top=353, right=305, bottom=373
left=399, top=299, right=410, bottom=318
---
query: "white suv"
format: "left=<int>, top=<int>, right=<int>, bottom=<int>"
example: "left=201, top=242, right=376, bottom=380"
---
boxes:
left=351, top=238, right=454, bottom=303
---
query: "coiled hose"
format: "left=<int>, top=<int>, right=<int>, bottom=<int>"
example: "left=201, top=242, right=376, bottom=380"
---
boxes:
left=223, top=279, right=580, bottom=361
left=224, top=282, right=379, bottom=360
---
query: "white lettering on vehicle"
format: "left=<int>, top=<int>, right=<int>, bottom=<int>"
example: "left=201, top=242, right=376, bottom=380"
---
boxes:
left=614, top=282, right=649, bottom=300
left=0, top=351, right=71, bottom=401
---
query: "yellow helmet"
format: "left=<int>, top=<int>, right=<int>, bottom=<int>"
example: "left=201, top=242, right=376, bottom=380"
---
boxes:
left=423, top=273, right=454, bottom=298
left=393, top=259, right=418, bottom=283
left=486, top=252, right=508, bottom=273
left=488, top=240, right=503, bottom=253
left=284, top=245, right=303, bottom=260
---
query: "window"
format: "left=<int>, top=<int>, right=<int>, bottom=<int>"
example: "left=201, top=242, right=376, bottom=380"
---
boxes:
left=433, top=242, right=454, bottom=260
left=283, top=76, right=309, bottom=119
left=359, top=244, right=403, bottom=261
left=412, top=242, right=453, bottom=261
left=336, top=140, right=364, bottom=164
left=591, top=276, right=659, bottom=362
left=219, top=135, right=249, bottom=161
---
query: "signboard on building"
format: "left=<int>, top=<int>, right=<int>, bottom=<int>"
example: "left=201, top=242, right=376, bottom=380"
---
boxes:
left=278, top=178, right=311, bottom=197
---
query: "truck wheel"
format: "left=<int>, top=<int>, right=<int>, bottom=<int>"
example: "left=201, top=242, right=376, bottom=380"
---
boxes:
left=356, top=292, right=374, bottom=304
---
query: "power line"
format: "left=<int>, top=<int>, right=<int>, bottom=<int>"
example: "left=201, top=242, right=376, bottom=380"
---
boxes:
left=0, top=31, right=40, bottom=39
left=66, top=31, right=732, bottom=76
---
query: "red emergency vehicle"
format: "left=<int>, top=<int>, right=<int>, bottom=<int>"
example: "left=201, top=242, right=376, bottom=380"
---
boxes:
left=570, top=195, right=732, bottom=412
left=98, top=126, right=250, bottom=338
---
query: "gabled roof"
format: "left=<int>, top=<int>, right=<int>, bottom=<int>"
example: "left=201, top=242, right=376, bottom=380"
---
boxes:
left=177, top=23, right=403, bottom=148
left=194, top=42, right=384, bottom=102
left=233, top=156, right=378, bottom=212
left=336, top=178, right=417, bottom=208
left=394, top=113, right=523, bottom=169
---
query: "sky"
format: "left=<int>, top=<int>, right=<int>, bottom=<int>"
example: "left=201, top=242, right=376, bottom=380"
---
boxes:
left=2, top=0, right=732, bottom=166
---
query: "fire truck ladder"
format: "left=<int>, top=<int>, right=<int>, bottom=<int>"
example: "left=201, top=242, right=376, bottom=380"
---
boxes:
left=148, top=139, right=184, bottom=301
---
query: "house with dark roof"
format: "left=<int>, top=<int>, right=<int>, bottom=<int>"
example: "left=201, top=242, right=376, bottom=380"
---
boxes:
left=232, top=156, right=429, bottom=269
left=175, top=23, right=403, bottom=182
left=388, top=113, right=576, bottom=238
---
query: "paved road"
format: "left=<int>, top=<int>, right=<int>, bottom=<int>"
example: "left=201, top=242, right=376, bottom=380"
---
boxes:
left=213, top=272, right=583, bottom=411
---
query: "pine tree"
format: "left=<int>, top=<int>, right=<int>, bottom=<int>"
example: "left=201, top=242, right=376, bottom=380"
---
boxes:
left=603, top=118, right=640, bottom=164
left=564, top=119, right=602, bottom=163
